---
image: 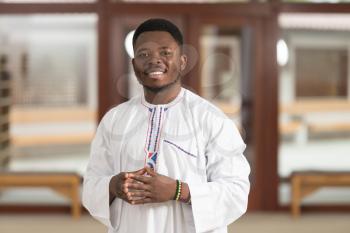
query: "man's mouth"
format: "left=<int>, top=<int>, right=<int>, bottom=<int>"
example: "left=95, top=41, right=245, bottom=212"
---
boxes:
left=145, top=70, right=166, bottom=80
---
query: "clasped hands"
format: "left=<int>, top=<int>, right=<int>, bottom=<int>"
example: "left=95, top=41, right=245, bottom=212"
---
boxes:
left=109, top=167, right=189, bottom=205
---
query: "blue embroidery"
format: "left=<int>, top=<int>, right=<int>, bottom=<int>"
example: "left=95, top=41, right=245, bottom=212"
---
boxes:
left=154, top=107, right=163, bottom=151
left=147, top=108, right=156, bottom=151
left=163, top=140, right=197, bottom=158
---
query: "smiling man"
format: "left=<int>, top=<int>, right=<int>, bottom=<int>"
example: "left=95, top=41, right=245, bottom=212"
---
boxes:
left=83, top=18, right=250, bottom=233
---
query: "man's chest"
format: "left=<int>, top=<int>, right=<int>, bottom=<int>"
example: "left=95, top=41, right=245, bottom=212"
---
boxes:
left=109, top=109, right=207, bottom=178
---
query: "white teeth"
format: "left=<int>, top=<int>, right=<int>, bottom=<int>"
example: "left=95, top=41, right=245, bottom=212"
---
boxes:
left=149, top=71, right=163, bottom=75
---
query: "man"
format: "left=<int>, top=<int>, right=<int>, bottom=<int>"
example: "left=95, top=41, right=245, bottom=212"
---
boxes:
left=83, top=18, right=250, bottom=233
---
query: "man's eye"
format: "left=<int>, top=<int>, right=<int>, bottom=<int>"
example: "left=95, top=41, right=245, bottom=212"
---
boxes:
left=160, top=50, right=172, bottom=56
left=137, top=52, right=148, bottom=58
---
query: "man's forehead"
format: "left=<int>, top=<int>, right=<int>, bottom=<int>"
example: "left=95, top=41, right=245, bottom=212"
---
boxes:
left=134, top=31, right=179, bottom=49
left=135, top=42, right=177, bottom=50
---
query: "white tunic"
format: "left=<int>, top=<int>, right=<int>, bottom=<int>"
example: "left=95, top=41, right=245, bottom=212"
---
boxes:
left=82, top=88, right=250, bottom=233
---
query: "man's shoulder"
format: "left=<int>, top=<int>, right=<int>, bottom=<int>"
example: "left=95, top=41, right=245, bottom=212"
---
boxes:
left=101, top=95, right=140, bottom=122
left=112, top=96, right=139, bottom=111
left=184, top=89, right=228, bottom=120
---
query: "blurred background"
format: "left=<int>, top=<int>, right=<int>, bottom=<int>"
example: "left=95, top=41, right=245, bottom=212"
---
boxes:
left=0, top=0, right=350, bottom=233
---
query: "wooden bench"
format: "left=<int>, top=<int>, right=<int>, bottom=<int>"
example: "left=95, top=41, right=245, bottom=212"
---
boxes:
left=0, top=171, right=82, bottom=219
left=308, top=122, right=350, bottom=135
left=10, top=107, right=95, bottom=147
left=291, top=171, right=350, bottom=218
left=280, top=100, right=350, bottom=142
left=281, top=99, right=350, bottom=115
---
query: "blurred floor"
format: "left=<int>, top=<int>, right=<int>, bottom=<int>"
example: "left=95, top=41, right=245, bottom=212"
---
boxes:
left=1, top=212, right=350, bottom=233
left=230, top=212, right=350, bottom=233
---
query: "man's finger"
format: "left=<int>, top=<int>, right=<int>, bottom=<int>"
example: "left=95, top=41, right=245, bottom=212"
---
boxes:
left=131, top=197, right=153, bottom=205
left=144, top=167, right=156, bottom=177
left=128, top=190, right=152, bottom=197
left=124, top=177, right=140, bottom=185
left=122, top=183, right=139, bottom=194
left=127, top=191, right=151, bottom=201
left=119, top=172, right=128, bottom=180
left=130, top=168, right=147, bottom=175
left=116, top=191, right=129, bottom=202
left=121, top=183, right=129, bottom=194
left=129, top=174, right=151, bottom=184
left=125, top=168, right=147, bottom=179
left=127, top=182, right=152, bottom=191
left=135, top=168, right=147, bottom=175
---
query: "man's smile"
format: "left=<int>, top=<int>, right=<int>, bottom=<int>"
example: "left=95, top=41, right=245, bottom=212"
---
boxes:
left=144, top=69, right=167, bottom=80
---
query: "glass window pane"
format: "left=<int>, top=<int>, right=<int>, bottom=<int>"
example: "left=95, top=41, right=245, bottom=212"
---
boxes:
left=278, top=13, right=350, bottom=206
left=199, top=24, right=255, bottom=187
left=200, top=25, right=242, bottom=127
left=0, top=14, right=97, bottom=171
left=295, top=48, right=347, bottom=98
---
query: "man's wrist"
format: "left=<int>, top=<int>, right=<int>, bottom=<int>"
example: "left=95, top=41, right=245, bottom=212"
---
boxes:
left=109, top=176, right=117, bottom=204
left=176, top=181, right=191, bottom=203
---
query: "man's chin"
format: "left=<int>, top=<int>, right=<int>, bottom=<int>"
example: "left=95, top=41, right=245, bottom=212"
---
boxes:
left=143, top=84, right=169, bottom=93
left=143, top=79, right=180, bottom=93
left=141, top=74, right=181, bottom=93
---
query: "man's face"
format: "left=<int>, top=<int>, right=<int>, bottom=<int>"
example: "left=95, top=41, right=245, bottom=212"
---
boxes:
left=132, top=31, right=187, bottom=92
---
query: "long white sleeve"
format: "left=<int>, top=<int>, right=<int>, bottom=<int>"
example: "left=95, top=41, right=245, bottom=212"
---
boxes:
left=82, top=111, right=119, bottom=230
left=189, top=118, right=250, bottom=233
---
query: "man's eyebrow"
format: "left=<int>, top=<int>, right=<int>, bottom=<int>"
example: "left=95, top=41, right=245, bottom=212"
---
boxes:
left=159, top=46, right=172, bottom=50
left=135, top=48, right=148, bottom=53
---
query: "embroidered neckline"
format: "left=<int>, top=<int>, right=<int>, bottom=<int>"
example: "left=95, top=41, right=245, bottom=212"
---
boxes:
left=141, top=88, right=185, bottom=110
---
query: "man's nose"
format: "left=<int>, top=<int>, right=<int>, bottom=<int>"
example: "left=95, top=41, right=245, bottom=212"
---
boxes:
left=148, top=54, right=162, bottom=65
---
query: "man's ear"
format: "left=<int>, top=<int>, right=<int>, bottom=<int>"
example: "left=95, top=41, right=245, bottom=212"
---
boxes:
left=131, top=58, right=140, bottom=79
left=131, top=58, right=138, bottom=75
left=131, top=58, right=136, bottom=70
left=180, top=54, right=187, bottom=71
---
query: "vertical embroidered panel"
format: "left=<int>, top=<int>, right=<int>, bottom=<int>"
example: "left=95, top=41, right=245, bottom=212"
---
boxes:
left=144, top=106, right=165, bottom=170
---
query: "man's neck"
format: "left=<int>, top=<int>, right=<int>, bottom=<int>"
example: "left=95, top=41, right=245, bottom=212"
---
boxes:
left=143, top=84, right=182, bottom=105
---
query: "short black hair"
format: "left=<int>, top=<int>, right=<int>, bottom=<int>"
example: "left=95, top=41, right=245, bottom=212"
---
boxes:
left=132, top=18, right=183, bottom=48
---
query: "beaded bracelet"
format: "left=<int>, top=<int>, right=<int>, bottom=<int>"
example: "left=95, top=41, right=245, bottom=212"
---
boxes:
left=177, top=181, right=182, bottom=201
left=173, top=180, right=182, bottom=201
left=173, top=180, right=179, bottom=200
